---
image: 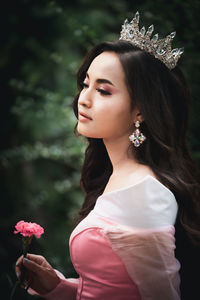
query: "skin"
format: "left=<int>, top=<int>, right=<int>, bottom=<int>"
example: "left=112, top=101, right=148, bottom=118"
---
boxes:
left=15, top=51, right=155, bottom=294
left=15, top=254, right=61, bottom=294
left=77, top=51, right=155, bottom=193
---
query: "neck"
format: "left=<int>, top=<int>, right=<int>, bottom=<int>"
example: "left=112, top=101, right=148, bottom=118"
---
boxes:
left=103, top=135, right=140, bottom=175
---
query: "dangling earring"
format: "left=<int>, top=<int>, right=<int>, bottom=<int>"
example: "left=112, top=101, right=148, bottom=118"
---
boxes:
left=129, top=120, right=146, bottom=147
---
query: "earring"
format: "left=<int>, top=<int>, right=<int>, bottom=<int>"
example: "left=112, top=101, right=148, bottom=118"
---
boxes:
left=129, top=120, right=146, bottom=147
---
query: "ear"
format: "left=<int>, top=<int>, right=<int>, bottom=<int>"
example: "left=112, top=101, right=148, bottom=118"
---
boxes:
left=132, top=107, right=144, bottom=123
left=136, top=112, right=144, bottom=123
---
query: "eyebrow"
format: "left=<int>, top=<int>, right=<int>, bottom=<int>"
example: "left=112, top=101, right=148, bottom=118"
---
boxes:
left=86, top=72, right=115, bottom=87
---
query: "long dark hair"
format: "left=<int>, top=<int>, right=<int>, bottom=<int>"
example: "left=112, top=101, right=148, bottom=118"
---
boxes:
left=72, top=40, right=200, bottom=245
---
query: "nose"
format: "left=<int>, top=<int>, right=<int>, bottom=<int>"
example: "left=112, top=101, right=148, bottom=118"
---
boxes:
left=78, top=89, right=92, bottom=108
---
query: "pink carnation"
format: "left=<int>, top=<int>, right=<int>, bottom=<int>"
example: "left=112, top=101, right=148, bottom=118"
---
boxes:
left=14, top=220, right=44, bottom=238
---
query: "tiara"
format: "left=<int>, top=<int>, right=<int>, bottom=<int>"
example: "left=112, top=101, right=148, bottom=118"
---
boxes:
left=119, top=11, right=184, bottom=70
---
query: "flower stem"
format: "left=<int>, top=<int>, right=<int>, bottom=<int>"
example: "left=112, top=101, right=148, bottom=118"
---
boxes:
left=10, top=280, right=20, bottom=300
left=10, top=236, right=33, bottom=299
left=20, top=236, right=32, bottom=285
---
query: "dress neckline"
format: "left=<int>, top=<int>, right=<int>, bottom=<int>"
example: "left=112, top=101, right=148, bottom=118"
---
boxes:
left=99, top=174, right=174, bottom=198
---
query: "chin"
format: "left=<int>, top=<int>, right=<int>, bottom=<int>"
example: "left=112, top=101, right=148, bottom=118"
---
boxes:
left=77, top=127, right=100, bottom=139
left=77, top=123, right=106, bottom=139
left=77, top=126, right=92, bottom=138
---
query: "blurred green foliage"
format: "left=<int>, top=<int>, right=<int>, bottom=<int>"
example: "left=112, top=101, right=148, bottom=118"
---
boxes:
left=1, top=0, right=200, bottom=299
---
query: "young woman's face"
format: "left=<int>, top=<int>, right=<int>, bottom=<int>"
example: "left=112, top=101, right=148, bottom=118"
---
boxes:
left=77, top=51, right=137, bottom=141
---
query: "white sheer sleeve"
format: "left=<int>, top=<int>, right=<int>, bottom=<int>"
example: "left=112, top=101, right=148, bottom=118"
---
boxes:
left=93, top=175, right=181, bottom=299
left=104, top=224, right=180, bottom=300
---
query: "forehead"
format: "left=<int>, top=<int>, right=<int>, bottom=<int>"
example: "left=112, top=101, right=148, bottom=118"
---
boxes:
left=87, top=51, right=125, bottom=83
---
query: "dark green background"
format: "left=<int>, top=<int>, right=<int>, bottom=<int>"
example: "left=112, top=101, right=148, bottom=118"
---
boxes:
left=1, top=0, right=200, bottom=299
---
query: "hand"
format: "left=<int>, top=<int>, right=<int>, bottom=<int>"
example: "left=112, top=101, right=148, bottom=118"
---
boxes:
left=15, top=253, right=61, bottom=295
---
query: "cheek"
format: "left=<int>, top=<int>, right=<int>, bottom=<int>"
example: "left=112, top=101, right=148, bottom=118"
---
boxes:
left=96, top=101, right=133, bottom=133
left=103, top=102, right=132, bottom=124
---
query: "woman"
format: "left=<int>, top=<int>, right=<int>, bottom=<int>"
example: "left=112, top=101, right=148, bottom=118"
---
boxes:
left=16, top=12, right=200, bottom=300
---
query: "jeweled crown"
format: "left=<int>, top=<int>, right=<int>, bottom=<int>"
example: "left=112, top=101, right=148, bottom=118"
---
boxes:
left=119, top=11, right=184, bottom=70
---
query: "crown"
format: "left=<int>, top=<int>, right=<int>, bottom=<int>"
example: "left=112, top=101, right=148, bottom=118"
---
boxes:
left=119, top=11, right=184, bottom=70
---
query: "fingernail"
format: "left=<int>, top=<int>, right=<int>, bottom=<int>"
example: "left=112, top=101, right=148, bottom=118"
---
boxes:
left=16, top=271, right=20, bottom=279
left=23, top=258, right=29, bottom=263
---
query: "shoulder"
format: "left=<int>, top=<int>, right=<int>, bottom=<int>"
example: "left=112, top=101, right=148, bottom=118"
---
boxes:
left=103, top=164, right=157, bottom=194
left=127, top=164, right=158, bottom=184
left=94, top=174, right=178, bottom=229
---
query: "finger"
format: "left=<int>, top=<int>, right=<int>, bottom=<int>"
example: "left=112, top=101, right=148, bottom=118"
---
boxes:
left=26, top=253, right=52, bottom=269
left=15, top=255, right=24, bottom=279
left=16, top=264, right=21, bottom=277
left=23, top=257, right=43, bottom=274
left=16, top=255, right=23, bottom=267
left=16, top=269, right=21, bottom=280
left=26, top=253, right=45, bottom=265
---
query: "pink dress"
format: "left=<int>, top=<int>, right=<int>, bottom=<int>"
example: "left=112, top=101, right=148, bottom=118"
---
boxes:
left=30, top=175, right=181, bottom=300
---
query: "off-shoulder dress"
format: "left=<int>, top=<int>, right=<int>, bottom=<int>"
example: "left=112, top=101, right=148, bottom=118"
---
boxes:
left=29, top=175, right=181, bottom=300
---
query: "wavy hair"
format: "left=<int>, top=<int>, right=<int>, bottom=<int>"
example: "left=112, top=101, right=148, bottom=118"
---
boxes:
left=72, top=40, right=200, bottom=246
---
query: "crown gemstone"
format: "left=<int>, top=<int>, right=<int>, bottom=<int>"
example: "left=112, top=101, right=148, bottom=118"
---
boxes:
left=179, top=47, right=184, bottom=54
left=157, top=48, right=166, bottom=55
left=171, top=48, right=179, bottom=56
left=152, top=33, right=158, bottom=43
left=124, top=19, right=129, bottom=29
left=129, top=29, right=134, bottom=38
left=135, top=11, right=140, bottom=23
left=140, top=26, right=146, bottom=37
left=169, top=31, right=176, bottom=39
left=147, top=24, right=154, bottom=35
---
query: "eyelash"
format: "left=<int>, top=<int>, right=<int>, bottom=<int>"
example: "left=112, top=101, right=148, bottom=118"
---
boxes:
left=81, top=82, right=111, bottom=96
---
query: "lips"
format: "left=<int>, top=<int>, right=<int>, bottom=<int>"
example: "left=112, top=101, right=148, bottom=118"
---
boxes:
left=79, top=111, right=92, bottom=120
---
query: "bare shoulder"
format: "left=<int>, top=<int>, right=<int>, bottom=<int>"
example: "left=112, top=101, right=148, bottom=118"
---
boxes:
left=128, top=165, right=158, bottom=182
left=103, top=164, right=158, bottom=194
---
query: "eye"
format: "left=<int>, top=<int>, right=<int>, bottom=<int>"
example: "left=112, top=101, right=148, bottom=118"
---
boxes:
left=96, top=88, right=111, bottom=96
left=80, top=82, right=111, bottom=96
